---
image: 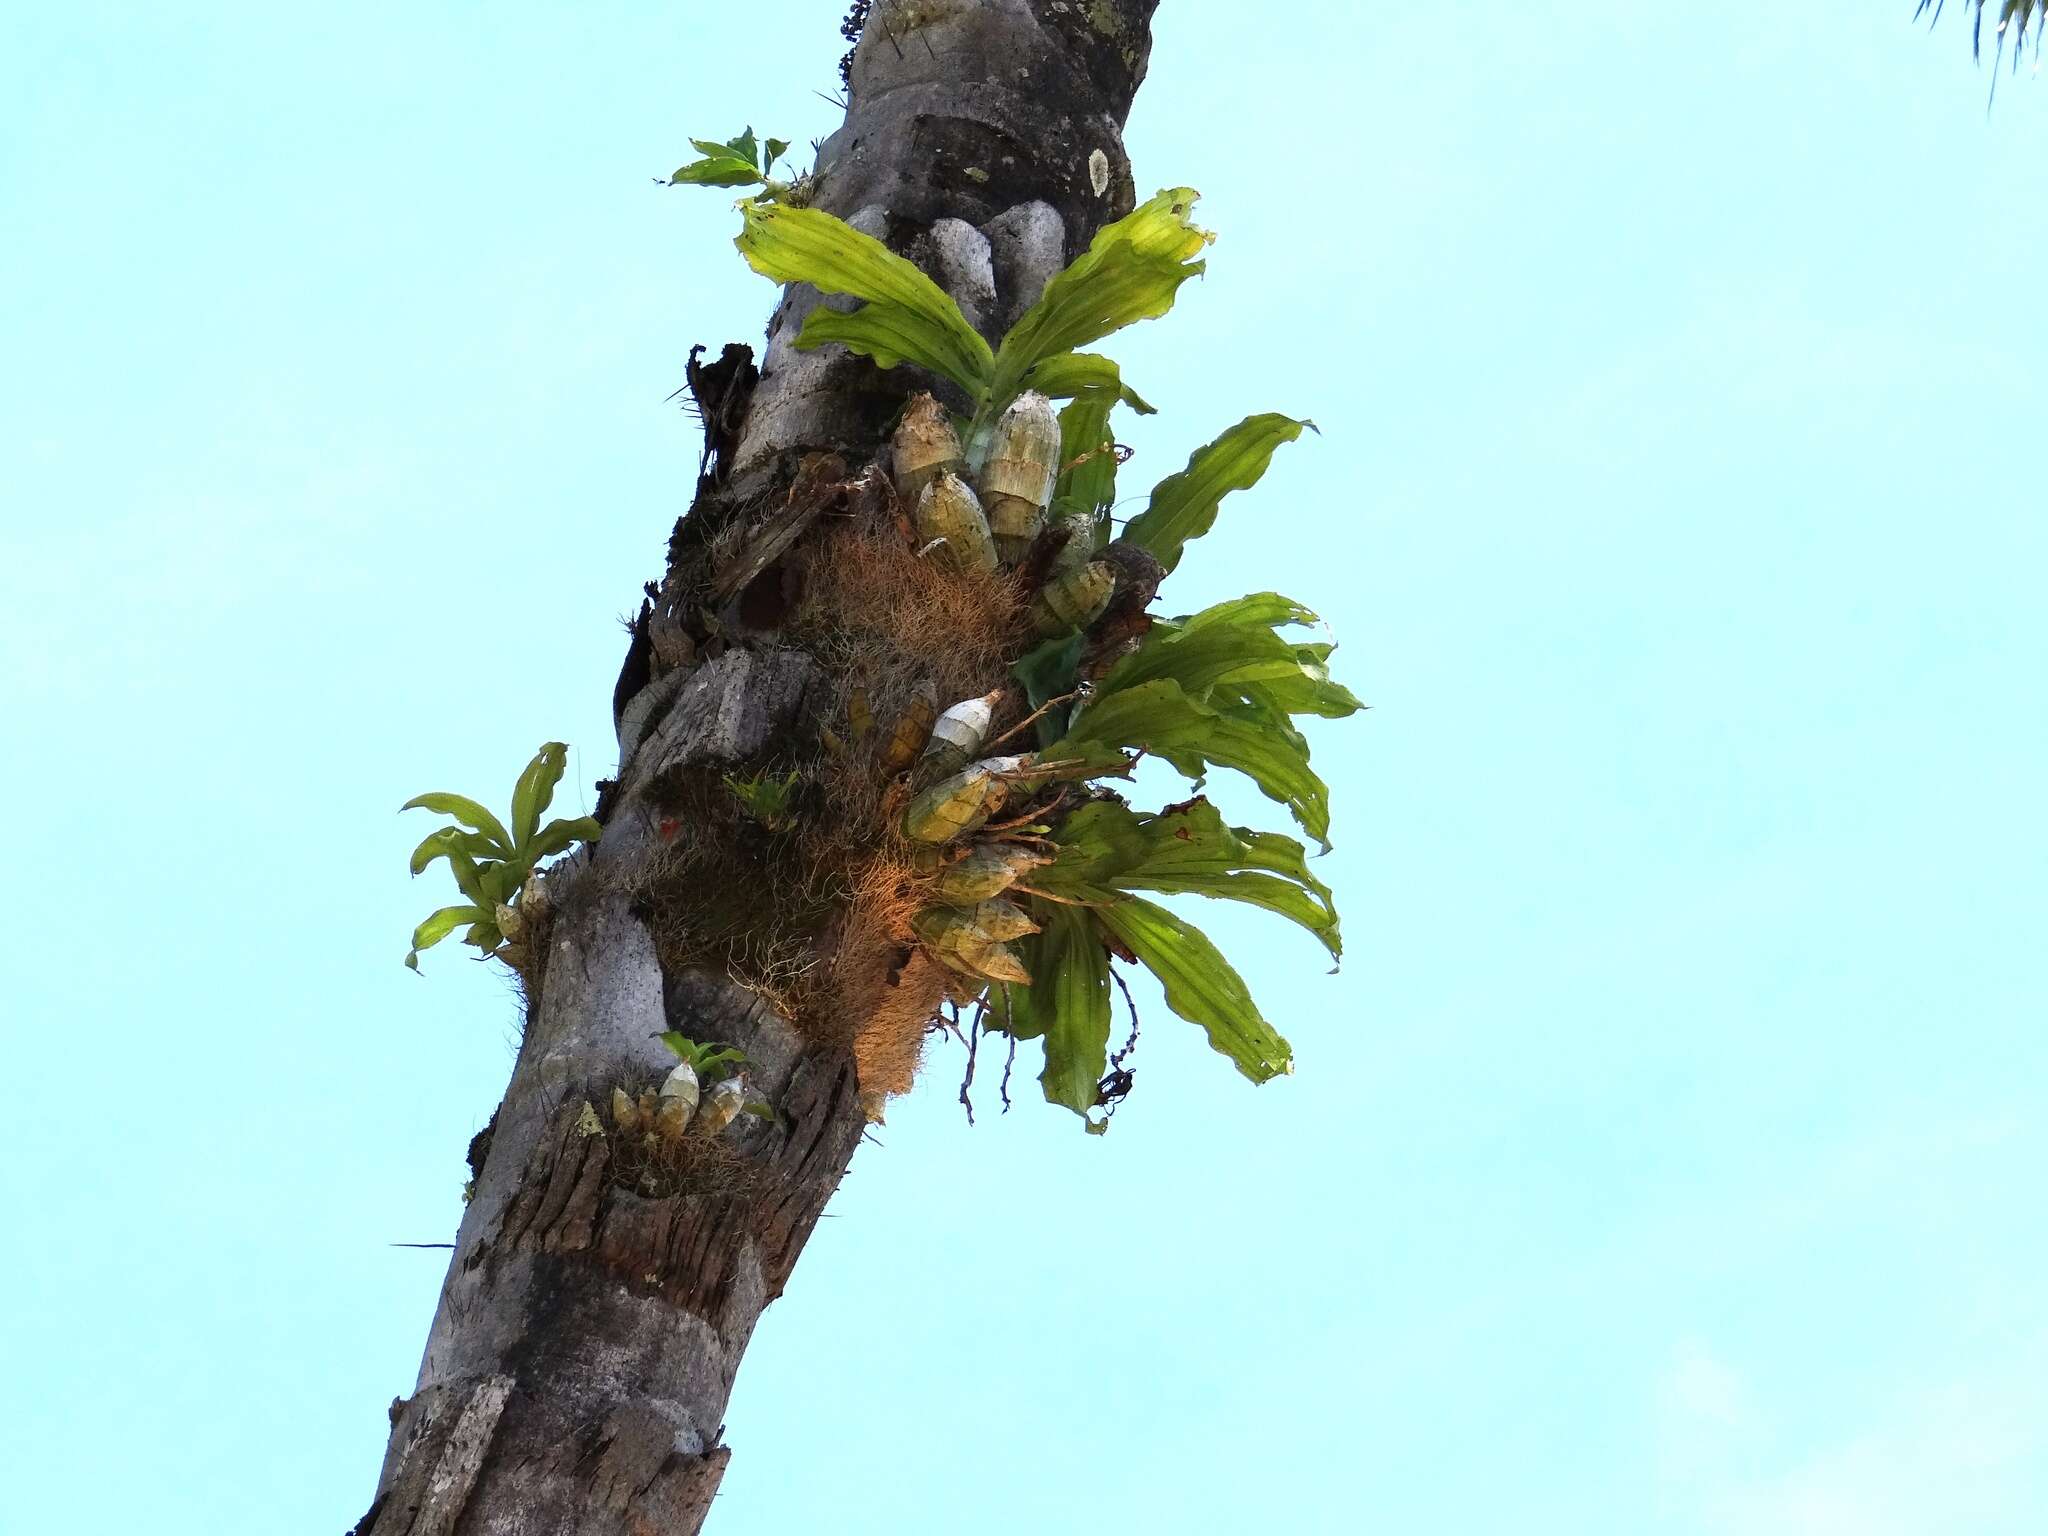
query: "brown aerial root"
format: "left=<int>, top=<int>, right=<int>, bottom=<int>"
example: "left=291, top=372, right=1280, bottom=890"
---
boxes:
left=818, top=852, right=952, bottom=1106
left=850, top=949, right=953, bottom=1109
left=615, top=774, right=840, bottom=1005
left=792, top=521, right=1022, bottom=711
left=600, top=1080, right=773, bottom=1202
left=614, top=464, right=1059, bottom=1118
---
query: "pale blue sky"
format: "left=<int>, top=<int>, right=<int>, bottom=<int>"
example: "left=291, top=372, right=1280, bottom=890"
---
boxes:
left=3, top=4, right=2044, bottom=1532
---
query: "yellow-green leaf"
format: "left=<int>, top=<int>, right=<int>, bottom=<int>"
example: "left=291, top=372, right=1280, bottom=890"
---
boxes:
left=671, top=154, right=763, bottom=188
left=1037, top=799, right=1340, bottom=962
left=1095, top=592, right=1363, bottom=723
left=527, top=816, right=600, bottom=861
left=478, top=860, right=522, bottom=907
left=1009, top=906, right=1113, bottom=1115
left=399, top=792, right=513, bottom=858
left=1124, top=415, right=1314, bottom=574
left=1052, top=394, right=1117, bottom=526
left=736, top=201, right=994, bottom=398
left=1057, top=679, right=1335, bottom=848
left=987, top=188, right=1212, bottom=411
left=1024, top=351, right=1156, bottom=415
left=510, top=742, right=569, bottom=853
left=406, top=904, right=489, bottom=971
left=1093, top=898, right=1293, bottom=1084
left=409, top=825, right=498, bottom=878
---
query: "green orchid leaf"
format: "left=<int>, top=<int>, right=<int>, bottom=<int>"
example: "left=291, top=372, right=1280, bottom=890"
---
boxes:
left=1055, top=680, right=1335, bottom=848
left=527, top=816, right=601, bottom=861
left=671, top=136, right=766, bottom=187
left=1024, top=351, right=1156, bottom=414
left=1008, top=905, right=1113, bottom=1115
left=1030, top=800, right=1165, bottom=890
left=764, top=136, right=790, bottom=170
left=671, top=157, right=762, bottom=187
left=402, top=748, right=601, bottom=976
left=657, top=1033, right=749, bottom=1076
left=1179, top=591, right=1323, bottom=634
left=405, top=904, right=489, bottom=971
left=724, top=768, right=800, bottom=830
left=408, top=825, right=499, bottom=879
left=1052, top=394, right=1118, bottom=529
left=1095, top=599, right=1321, bottom=699
left=798, top=306, right=988, bottom=393
left=510, top=742, right=569, bottom=853
left=1053, top=586, right=1359, bottom=846
left=1011, top=629, right=1088, bottom=748
left=988, top=188, right=1213, bottom=411
left=1123, top=415, right=1314, bottom=574
left=1125, top=867, right=1340, bottom=960
left=726, top=127, right=759, bottom=169
left=399, top=792, right=514, bottom=858
left=1235, top=654, right=1366, bottom=722
left=1093, top=897, right=1293, bottom=1084
left=440, top=848, right=492, bottom=908
left=1055, top=676, right=1214, bottom=754
left=736, top=201, right=995, bottom=398
left=1038, top=799, right=1340, bottom=961
left=1095, top=592, right=1366, bottom=726
left=1165, top=700, right=1333, bottom=851
left=478, top=860, right=522, bottom=907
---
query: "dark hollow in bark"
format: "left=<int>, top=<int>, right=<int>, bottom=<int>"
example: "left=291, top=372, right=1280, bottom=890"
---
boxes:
left=356, top=4, right=1159, bottom=1533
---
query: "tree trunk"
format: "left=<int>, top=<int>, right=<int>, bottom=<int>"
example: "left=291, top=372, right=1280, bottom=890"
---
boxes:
left=354, top=4, right=1158, bottom=1531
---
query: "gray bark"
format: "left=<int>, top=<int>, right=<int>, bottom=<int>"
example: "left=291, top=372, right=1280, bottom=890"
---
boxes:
left=353, top=3, right=1158, bottom=1532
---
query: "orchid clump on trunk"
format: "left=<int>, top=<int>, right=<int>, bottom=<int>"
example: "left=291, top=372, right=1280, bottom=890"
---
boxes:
left=655, top=174, right=1364, bottom=1130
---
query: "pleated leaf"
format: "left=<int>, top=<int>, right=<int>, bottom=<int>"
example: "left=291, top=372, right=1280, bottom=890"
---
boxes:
left=1059, top=679, right=1333, bottom=847
left=1053, top=394, right=1118, bottom=526
left=510, top=742, right=569, bottom=852
left=399, top=792, right=513, bottom=858
left=1011, top=629, right=1088, bottom=748
left=1100, top=592, right=1366, bottom=721
left=1124, top=414, right=1314, bottom=574
left=1007, top=906, right=1114, bottom=1114
left=409, top=825, right=499, bottom=879
left=1093, top=898, right=1294, bottom=1085
left=1037, top=799, right=1340, bottom=962
left=736, top=201, right=995, bottom=398
left=1054, top=588, right=1361, bottom=848
left=1023, top=351, right=1156, bottom=414
left=527, top=815, right=602, bottom=861
left=406, top=904, right=489, bottom=971
left=986, top=188, right=1213, bottom=411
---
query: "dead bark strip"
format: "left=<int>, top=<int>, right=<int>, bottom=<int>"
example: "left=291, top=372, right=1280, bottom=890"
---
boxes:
left=357, top=4, right=1157, bottom=1531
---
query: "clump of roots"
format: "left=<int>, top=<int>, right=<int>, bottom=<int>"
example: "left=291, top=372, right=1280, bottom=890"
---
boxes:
left=603, top=1082, right=773, bottom=1201
left=627, top=756, right=842, bottom=995
left=827, top=855, right=956, bottom=1100
left=792, top=519, right=1022, bottom=712
left=630, top=476, right=1045, bottom=1111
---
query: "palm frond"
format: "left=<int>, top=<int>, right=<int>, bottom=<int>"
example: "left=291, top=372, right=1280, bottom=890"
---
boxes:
left=1918, top=1, right=2044, bottom=80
